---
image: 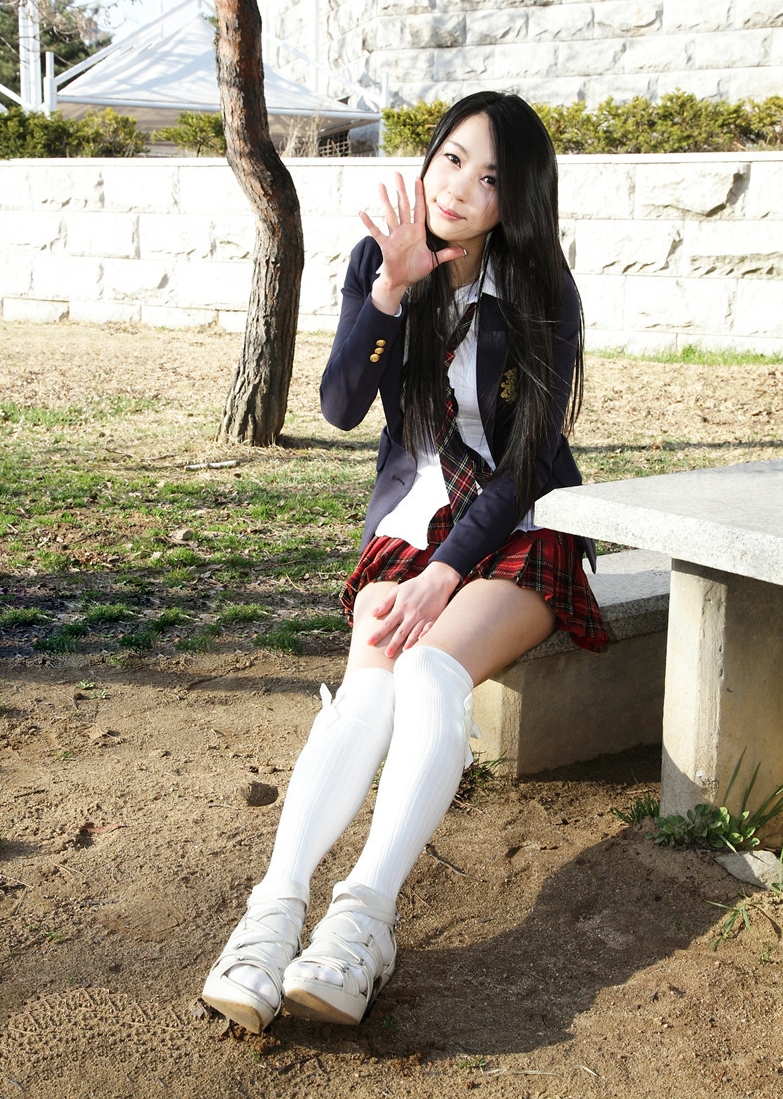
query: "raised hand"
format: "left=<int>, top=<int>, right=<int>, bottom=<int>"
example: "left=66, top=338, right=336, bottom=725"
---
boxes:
left=359, top=174, right=466, bottom=315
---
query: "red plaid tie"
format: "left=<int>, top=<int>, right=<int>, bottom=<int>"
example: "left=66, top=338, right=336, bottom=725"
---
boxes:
left=436, top=302, right=492, bottom=523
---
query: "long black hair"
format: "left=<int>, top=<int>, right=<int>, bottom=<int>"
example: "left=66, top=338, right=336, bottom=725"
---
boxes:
left=403, top=91, right=584, bottom=519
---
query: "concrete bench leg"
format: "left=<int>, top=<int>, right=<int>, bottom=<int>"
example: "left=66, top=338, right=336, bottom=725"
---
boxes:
left=472, top=631, right=666, bottom=776
left=660, top=560, right=783, bottom=845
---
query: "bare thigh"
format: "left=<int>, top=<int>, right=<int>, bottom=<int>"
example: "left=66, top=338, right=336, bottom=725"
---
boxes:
left=345, top=581, right=400, bottom=675
left=345, top=578, right=556, bottom=686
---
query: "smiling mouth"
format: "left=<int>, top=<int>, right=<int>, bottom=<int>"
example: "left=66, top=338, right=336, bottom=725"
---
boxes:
left=435, top=202, right=462, bottom=221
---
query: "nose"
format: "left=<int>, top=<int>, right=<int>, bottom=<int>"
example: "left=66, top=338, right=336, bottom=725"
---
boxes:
left=447, top=176, right=466, bottom=201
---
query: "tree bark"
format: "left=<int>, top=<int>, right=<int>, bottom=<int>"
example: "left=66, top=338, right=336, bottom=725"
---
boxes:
left=214, top=0, right=304, bottom=446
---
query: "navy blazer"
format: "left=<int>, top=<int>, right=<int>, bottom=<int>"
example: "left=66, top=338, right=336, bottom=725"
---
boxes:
left=321, top=237, right=595, bottom=578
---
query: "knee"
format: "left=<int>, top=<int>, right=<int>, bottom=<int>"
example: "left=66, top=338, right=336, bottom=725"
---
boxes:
left=393, top=645, right=473, bottom=696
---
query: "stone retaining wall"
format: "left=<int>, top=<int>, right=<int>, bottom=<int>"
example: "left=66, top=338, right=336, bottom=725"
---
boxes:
left=1, top=153, right=782, bottom=354
left=263, top=0, right=783, bottom=110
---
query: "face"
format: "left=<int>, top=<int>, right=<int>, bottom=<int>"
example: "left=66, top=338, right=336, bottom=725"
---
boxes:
left=422, top=112, right=500, bottom=259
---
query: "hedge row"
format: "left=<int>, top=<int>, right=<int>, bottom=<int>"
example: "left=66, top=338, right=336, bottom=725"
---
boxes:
left=381, top=92, right=783, bottom=156
left=0, top=107, right=147, bottom=158
left=3, top=92, right=782, bottom=159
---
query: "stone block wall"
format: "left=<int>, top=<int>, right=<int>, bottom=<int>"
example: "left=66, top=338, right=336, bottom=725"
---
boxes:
left=262, top=0, right=783, bottom=109
left=1, top=153, right=783, bottom=355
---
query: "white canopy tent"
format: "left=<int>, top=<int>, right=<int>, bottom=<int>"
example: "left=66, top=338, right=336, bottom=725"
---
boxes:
left=14, top=0, right=380, bottom=144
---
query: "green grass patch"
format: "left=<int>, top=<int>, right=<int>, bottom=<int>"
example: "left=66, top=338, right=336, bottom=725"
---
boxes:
left=81, top=602, right=136, bottom=626
left=176, top=622, right=222, bottom=653
left=255, top=614, right=348, bottom=654
left=0, top=607, right=49, bottom=627
left=216, top=602, right=269, bottom=625
left=33, top=622, right=88, bottom=653
left=119, top=608, right=191, bottom=651
left=594, top=344, right=783, bottom=367
left=3, top=329, right=778, bottom=660
left=575, top=440, right=751, bottom=483
left=0, top=396, right=160, bottom=428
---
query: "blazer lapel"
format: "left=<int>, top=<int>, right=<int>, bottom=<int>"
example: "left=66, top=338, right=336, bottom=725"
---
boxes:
left=475, top=295, right=508, bottom=456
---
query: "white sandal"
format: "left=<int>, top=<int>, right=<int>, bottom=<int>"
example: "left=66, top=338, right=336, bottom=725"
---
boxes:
left=201, top=887, right=307, bottom=1033
left=282, top=881, right=397, bottom=1025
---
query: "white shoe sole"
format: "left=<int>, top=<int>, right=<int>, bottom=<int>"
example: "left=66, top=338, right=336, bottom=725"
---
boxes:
left=201, top=971, right=276, bottom=1033
left=283, top=960, right=395, bottom=1026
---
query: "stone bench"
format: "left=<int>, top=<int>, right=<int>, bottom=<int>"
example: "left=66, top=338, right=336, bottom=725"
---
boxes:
left=531, top=460, right=783, bottom=843
left=471, top=549, right=671, bottom=776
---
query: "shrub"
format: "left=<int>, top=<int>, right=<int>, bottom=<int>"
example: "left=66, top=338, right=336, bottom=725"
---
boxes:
left=77, top=108, right=148, bottom=156
left=0, top=107, right=148, bottom=158
left=380, top=92, right=783, bottom=156
left=153, top=111, right=226, bottom=156
left=381, top=100, right=450, bottom=156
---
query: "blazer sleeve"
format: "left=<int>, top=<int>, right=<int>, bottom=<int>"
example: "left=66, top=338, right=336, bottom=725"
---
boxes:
left=429, top=273, right=581, bottom=579
left=537, top=272, right=580, bottom=494
left=320, top=238, right=407, bottom=430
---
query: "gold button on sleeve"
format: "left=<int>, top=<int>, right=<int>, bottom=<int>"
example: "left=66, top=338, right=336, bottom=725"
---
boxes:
left=376, top=339, right=386, bottom=347
left=370, top=353, right=380, bottom=363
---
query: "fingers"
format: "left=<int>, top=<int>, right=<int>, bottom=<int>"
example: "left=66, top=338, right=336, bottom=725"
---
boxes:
left=402, top=619, right=432, bottom=651
left=359, top=175, right=417, bottom=236
left=367, top=592, right=412, bottom=655
left=358, top=208, right=383, bottom=240
left=367, top=598, right=433, bottom=658
left=372, top=590, right=397, bottom=619
left=377, top=182, right=400, bottom=230
left=383, top=620, right=419, bottom=659
left=412, top=176, right=427, bottom=223
left=394, top=172, right=412, bottom=223
left=434, top=245, right=468, bottom=267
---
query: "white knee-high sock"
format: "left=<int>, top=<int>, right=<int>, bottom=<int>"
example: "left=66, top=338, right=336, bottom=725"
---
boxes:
left=255, top=667, right=396, bottom=902
left=348, top=647, right=474, bottom=902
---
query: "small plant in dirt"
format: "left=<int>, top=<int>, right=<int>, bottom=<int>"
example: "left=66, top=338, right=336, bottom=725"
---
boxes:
left=456, top=1055, right=488, bottom=1071
left=454, top=755, right=504, bottom=806
left=648, top=754, right=783, bottom=852
left=709, top=876, right=783, bottom=950
left=612, top=789, right=660, bottom=824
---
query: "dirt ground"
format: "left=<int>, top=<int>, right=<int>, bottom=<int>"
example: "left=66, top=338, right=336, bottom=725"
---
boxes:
left=1, top=325, right=783, bottom=1099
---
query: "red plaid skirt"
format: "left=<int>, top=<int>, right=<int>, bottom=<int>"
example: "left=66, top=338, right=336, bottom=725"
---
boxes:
left=341, top=506, right=609, bottom=653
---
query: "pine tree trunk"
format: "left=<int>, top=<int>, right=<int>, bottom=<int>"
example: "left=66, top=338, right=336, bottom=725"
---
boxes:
left=214, top=0, right=304, bottom=446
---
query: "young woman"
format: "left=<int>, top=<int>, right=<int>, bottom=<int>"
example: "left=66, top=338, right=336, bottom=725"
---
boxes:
left=202, top=91, right=608, bottom=1033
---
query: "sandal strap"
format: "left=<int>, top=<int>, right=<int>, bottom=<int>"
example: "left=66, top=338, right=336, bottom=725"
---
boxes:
left=328, top=880, right=398, bottom=925
left=212, top=898, right=304, bottom=991
left=248, top=878, right=310, bottom=908
left=294, top=881, right=397, bottom=997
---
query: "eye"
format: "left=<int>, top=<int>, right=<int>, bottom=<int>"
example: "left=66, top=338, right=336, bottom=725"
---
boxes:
left=444, top=152, right=460, bottom=166
left=482, top=175, right=497, bottom=187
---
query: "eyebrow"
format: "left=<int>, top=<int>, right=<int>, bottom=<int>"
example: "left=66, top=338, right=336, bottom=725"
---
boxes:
left=445, top=139, right=497, bottom=171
